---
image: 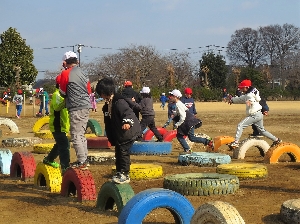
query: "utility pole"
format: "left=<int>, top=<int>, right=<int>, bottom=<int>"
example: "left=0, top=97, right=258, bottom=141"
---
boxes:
left=77, top=44, right=84, bottom=67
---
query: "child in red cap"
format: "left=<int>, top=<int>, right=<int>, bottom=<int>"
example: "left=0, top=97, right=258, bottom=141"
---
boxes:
left=181, top=87, right=197, bottom=115
left=228, top=79, right=281, bottom=148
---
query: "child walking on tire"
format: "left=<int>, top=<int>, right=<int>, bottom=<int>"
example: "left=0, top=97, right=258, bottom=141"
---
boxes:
left=228, top=79, right=281, bottom=148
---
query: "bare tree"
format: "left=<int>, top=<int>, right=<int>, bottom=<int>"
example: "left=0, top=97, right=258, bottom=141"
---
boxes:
left=227, top=28, right=267, bottom=68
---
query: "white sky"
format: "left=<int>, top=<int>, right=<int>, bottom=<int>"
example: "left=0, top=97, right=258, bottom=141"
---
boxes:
left=1, top=0, right=299, bottom=80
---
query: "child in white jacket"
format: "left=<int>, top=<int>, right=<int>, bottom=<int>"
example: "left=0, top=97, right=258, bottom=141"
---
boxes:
left=228, top=79, right=281, bottom=148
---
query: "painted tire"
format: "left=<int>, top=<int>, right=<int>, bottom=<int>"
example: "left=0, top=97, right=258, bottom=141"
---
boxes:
left=191, top=201, right=245, bottom=224
left=163, top=130, right=177, bottom=142
left=280, top=198, right=300, bottom=224
left=33, top=143, right=55, bottom=154
left=34, top=162, right=62, bottom=193
left=34, top=130, right=53, bottom=139
left=32, top=116, right=50, bottom=133
left=61, top=168, right=96, bottom=201
left=87, top=152, right=115, bottom=164
left=143, top=127, right=168, bottom=141
left=130, top=141, right=172, bottom=155
left=163, top=173, right=239, bottom=196
left=178, top=152, right=231, bottom=167
left=67, top=133, right=97, bottom=141
left=233, top=138, right=270, bottom=159
left=10, top=151, right=36, bottom=181
left=86, top=119, right=102, bottom=136
left=112, top=163, right=163, bottom=180
left=209, top=136, right=235, bottom=152
left=87, top=136, right=111, bottom=149
left=0, top=149, right=12, bottom=174
left=96, top=181, right=135, bottom=215
left=0, top=118, right=19, bottom=133
left=217, top=163, right=268, bottom=178
left=264, top=142, right=300, bottom=164
left=118, top=188, right=195, bottom=224
left=2, top=137, right=43, bottom=147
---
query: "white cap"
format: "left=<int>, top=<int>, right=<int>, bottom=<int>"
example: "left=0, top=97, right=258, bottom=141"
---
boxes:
left=140, top=87, right=150, bottom=94
left=39, top=87, right=44, bottom=92
left=62, top=51, right=78, bottom=61
left=162, top=93, right=165, bottom=95
left=169, top=89, right=182, bottom=98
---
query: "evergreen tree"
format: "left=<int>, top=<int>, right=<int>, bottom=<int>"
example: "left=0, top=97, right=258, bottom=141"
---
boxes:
left=0, top=27, right=37, bottom=88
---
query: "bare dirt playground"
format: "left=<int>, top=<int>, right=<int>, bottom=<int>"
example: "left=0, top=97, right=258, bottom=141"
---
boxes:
left=0, top=101, right=299, bottom=224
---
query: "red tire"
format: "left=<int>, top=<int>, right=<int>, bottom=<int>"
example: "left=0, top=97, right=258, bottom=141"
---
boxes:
left=87, top=136, right=111, bottom=149
left=163, top=130, right=178, bottom=142
left=10, top=151, right=36, bottom=181
left=143, top=127, right=168, bottom=141
left=61, top=168, right=96, bottom=202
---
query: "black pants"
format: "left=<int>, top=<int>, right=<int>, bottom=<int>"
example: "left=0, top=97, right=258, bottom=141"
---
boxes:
left=47, top=132, right=70, bottom=170
left=140, top=115, right=163, bottom=141
left=115, top=140, right=134, bottom=174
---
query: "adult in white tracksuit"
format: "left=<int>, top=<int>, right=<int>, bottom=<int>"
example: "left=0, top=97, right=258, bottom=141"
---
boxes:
left=228, top=79, right=281, bottom=148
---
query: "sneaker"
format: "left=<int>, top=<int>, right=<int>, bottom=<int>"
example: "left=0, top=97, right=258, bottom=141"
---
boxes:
left=207, top=139, right=214, bottom=150
left=228, top=141, right=239, bottom=148
left=271, top=138, right=282, bottom=148
left=112, top=172, right=130, bottom=184
left=43, top=158, right=60, bottom=168
left=45, top=112, right=49, bottom=116
left=85, top=159, right=90, bottom=167
left=180, top=149, right=192, bottom=155
left=70, top=161, right=88, bottom=170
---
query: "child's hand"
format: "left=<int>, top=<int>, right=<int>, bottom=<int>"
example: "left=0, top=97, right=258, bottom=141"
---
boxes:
left=131, top=97, right=135, bottom=102
left=246, top=100, right=251, bottom=106
left=122, top=123, right=131, bottom=130
left=263, top=111, right=269, bottom=116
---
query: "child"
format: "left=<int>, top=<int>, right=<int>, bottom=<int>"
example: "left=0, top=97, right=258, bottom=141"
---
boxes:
left=36, top=88, right=49, bottom=116
left=96, top=77, right=141, bottom=184
left=13, top=89, right=23, bottom=118
left=90, top=89, right=97, bottom=112
left=181, top=87, right=197, bottom=115
left=250, top=97, right=269, bottom=137
left=133, top=87, right=164, bottom=142
left=228, top=79, right=281, bottom=148
left=159, top=93, right=168, bottom=110
left=163, top=98, right=176, bottom=129
left=43, top=75, right=70, bottom=175
left=169, top=89, right=214, bottom=153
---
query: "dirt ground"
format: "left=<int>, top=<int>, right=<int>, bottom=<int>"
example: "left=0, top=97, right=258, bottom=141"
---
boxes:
left=0, top=100, right=300, bottom=224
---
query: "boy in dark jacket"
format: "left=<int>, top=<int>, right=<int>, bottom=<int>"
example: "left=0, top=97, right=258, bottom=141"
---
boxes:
left=132, top=87, right=163, bottom=142
left=121, top=80, right=142, bottom=119
left=96, top=77, right=142, bottom=184
left=181, top=87, right=197, bottom=115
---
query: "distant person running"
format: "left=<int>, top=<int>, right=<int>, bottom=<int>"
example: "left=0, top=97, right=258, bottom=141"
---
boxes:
left=159, top=93, right=168, bottom=110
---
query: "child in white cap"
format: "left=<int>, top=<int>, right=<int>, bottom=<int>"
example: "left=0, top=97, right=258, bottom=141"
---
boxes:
left=169, top=89, right=214, bottom=153
left=132, top=87, right=164, bottom=142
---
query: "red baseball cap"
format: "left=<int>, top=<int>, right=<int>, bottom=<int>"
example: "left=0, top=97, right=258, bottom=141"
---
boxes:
left=238, top=79, right=252, bottom=88
left=124, top=80, right=132, bottom=87
left=184, top=88, right=192, bottom=94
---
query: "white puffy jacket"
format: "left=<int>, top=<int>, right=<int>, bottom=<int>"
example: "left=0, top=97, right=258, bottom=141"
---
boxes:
left=231, top=87, right=262, bottom=115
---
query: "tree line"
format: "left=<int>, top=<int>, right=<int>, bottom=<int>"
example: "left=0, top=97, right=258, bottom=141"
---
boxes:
left=0, top=24, right=299, bottom=100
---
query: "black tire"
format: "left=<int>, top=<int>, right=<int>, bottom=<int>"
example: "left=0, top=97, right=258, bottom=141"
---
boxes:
left=178, top=152, right=231, bottom=167
left=96, top=181, right=135, bottom=215
left=233, top=138, right=270, bottom=159
left=130, top=141, right=172, bottom=155
left=86, top=119, right=102, bottom=136
left=0, top=149, right=12, bottom=174
left=163, top=173, right=239, bottom=196
left=87, top=152, right=115, bottom=164
left=118, top=188, right=195, bottom=224
left=191, top=201, right=245, bottom=224
left=280, top=198, right=300, bottom=224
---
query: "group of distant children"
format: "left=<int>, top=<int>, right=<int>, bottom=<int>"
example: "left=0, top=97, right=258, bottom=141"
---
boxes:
left=36, top=50, right=282, bottom=185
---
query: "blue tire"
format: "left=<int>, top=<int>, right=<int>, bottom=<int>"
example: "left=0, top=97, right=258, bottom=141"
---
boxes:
left=130, top=141, right=172, bottom=155
left=0, top=149, right=12, bottom=174
left=118, top=188, right=194, bottom=224
left=178, top=152, right=231, bottom=167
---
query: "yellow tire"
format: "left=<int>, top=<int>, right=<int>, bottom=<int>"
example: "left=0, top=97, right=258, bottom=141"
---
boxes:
left=32, top=116, right=50, bottom=133
left=112, top=163, right=163, bottom=180
left=216, top=163, right=267, bottom=178
left=33, top=143, right=55, bottom=154
left=34, top=162, right=62, bottom=193
left=34, top=130, right=53, bottom=139
left=67, top=133, right=97, bottom=141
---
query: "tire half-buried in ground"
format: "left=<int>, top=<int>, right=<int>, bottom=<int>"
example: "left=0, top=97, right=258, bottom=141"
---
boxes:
left=191, top=201, right=245, bottom=224
left=96, top=181, right=135, bottom=215
left=280, top=198, right=300, bottom=224
left=163, top=173, right=239, bottom=196
left=233, top=138, right=270, bottom=159
left=0, top=149, right=12, bottom=174
left=118, top=188, right=195, bottom=224
left=10, top=151, right=36, bottom=181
